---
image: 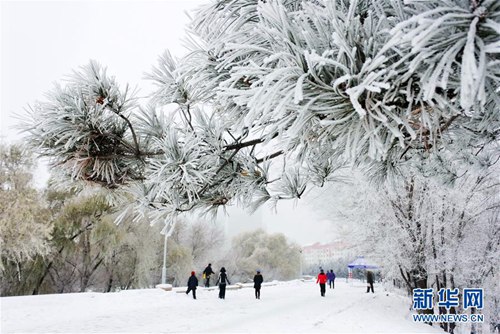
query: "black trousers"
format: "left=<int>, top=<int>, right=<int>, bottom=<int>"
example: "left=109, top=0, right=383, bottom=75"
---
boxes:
left=255, top=287, right=261, bottom=299
left=205, top=277, right=210, bottom=287
left=219, top=283, right=226, bottom=299
left=367, top=282, right=374, bottom=293
left=186, top=287, right=197, bottom=299
left=329, top=280, right=335, bottom=289
left=320, top=283, right=326, bottom=296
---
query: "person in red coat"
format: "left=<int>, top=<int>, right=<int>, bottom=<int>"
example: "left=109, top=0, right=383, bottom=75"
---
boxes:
left=316, top=269, right=328, bottom=297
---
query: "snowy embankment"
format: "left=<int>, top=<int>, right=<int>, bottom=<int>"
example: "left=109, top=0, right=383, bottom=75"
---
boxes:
left=1, top=280, right=442, bottom=333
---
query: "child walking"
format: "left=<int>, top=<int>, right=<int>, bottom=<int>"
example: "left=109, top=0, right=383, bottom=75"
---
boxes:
left=186, top=271, right=198, bottom=299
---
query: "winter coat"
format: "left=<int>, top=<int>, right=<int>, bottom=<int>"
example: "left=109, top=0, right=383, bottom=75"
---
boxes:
left=187, top=275, right=198, bottom=289
left=217, top=272, right=230, bottom=285
left=203, top=265, right=215, bottom=277
left=366, top=271, right=374, bottom=284
left=327, top=272, right=336, bottom=281
left=316, top=273, right=328, bottom=284
left=253, top=274, right=263, bottom=288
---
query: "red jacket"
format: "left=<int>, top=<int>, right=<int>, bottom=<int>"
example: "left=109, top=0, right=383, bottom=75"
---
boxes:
left=316, top=273, right=328, bottom=284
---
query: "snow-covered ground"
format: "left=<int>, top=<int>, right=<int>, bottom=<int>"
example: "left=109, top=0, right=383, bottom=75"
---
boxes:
left=1, top=280, right=443, bottom=333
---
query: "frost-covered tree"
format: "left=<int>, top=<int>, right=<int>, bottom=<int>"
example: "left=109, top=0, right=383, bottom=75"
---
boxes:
left=172, top=219, right=225, bottom=269
left=0, top=144, right=52, bottom=294
left=227, top=229, right=301, bottom=282
left=346, top=167, right=500, bottom=333
left=308, top=163, right=499, bottom=332
left=101, top=219, right=164, bottom=291
left=42, top=191, right=167, bottom=294
left=23, top=0, right=500, bottom=223
left=4, top=188, right=165, bottom=296
left=164, top=219, right=225, bottom=286
left=165, top=239, right=193, bottom=287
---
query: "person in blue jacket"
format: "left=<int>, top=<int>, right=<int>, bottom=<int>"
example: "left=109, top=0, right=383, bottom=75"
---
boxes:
left=327, top=269, right=336, bottom=289
left=186, top=271, right=198, bottom=299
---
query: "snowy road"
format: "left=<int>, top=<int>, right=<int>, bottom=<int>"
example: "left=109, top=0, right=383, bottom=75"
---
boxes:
left=1, top=280, right=443, bottom=333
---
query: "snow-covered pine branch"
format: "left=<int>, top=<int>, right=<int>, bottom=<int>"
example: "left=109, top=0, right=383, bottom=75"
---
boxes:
left=23, top=0, right=500, bottom=223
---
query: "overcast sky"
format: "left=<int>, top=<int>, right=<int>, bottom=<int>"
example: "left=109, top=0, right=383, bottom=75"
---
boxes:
left=1, top=0, right=338, bottom=246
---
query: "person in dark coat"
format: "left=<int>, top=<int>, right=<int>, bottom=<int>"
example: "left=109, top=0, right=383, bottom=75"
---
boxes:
left=327, top=269, right=336, bottom=289
left=316, top=269, right=328, bottom=297
left=203, top=263, right=215, bottom=287
left=253, top=270, right=264, bottom=299
left=186, top=271, right=198, bottom=299
left=366, top=270, right=375, bottom=293
left=216, top=267, right=231, bottom=299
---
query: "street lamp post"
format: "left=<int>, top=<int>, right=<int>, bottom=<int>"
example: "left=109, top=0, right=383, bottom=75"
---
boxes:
left=161, top=218, right=176, bottom=285
left=161, top=232, right=168, bottom=284
left=299, top=249, right=303, bottom=278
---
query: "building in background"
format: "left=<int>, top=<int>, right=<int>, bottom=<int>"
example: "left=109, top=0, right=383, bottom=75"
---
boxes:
left=301, top=241, right=352, bottom=268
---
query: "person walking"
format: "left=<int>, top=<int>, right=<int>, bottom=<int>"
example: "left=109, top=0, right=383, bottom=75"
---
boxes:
left=216, top=267, right=231, bottom=299
left=203, top=263, right=215, bottom=288
left=327, top=269, right=336, bottom=289
left=253, top=270, right=263, bottom=299
left=185, top=271, right=198, bottom=299
left=366, top=270, right=375, bottom=293
left=316, top=269, right=328, bottom=297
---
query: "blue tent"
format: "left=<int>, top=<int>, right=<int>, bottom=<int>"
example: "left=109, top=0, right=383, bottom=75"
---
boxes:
left=347, top=256, right=379, bottom=270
